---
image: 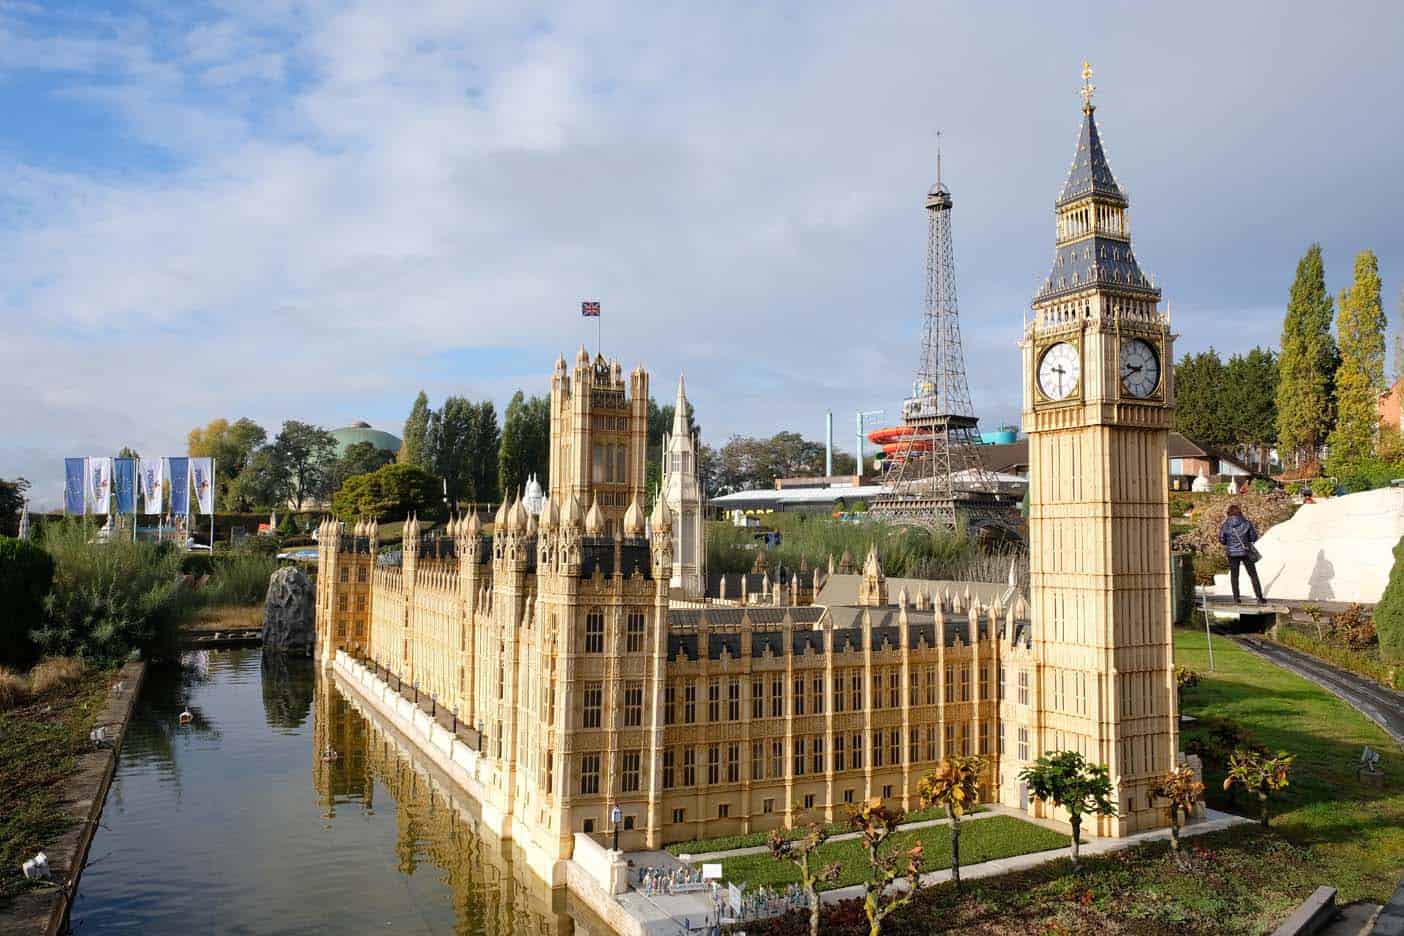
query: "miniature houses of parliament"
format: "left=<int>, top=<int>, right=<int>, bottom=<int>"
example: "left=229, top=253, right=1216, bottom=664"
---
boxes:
left=315, top=74, right=1183, bottom=885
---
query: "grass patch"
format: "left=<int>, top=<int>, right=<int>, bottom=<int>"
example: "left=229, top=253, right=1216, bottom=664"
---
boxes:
left=1174, top=628, right=1403, bottom=904
left=721, top=816, right=1067, bottom=891
left=0, top=667, right=112, bottom=906
left=665, top=805, right=978, bottom=856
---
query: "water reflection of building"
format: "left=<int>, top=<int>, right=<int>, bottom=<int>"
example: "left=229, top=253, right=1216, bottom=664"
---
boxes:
left=323, top=676, right=581, bottom=935
left=313, top=675, right=372, bottom=818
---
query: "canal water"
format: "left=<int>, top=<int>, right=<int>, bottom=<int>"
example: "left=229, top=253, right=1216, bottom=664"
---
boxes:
left=72, top=649, right=608, bottom=935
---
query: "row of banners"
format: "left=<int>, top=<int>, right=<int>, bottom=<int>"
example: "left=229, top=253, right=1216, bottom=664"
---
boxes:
left=64, top=457, right=215, bottom=517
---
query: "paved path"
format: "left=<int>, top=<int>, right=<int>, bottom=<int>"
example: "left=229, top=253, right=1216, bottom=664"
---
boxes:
left=1234, top=636, right=1404, bottom=747
left=1372, top=878, right=1404, bottom=935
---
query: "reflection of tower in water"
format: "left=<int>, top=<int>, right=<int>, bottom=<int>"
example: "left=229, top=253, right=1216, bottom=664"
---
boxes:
left=312, top=674, right=372, bottom=821
left=318, top=676, right=583, bottom=935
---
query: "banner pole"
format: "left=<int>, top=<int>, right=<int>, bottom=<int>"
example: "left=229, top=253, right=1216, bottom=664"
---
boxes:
left=211, top=456, right=217, bottom=552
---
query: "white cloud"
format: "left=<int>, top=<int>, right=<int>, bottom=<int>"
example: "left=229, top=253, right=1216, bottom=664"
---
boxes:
left=1, top=1, right=1403, bottom=508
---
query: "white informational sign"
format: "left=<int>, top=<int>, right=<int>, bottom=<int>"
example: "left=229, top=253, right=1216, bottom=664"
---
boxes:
left=702, top=863, right=723, bottom=881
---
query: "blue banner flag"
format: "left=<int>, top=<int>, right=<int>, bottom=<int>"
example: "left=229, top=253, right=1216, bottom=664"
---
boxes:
left=64, top=458, right=86, bottom=515
left=113, top=458, right=137, bottom=515
left=168, top=457, right=190, bottom=517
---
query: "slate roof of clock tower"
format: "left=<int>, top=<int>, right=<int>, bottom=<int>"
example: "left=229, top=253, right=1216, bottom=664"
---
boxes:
left=1036, top=103, right=1161, bottom=304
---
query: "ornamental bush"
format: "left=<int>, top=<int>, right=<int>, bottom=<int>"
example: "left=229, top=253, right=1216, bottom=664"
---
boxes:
left=0, top=536, right=55, bottom=668
left=1374, top=534, right=1404, bottom=663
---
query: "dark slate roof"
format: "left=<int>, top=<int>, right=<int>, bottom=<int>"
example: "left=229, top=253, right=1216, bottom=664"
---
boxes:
left=834, top=628, right=863, bottom=653
left=792, top=631, right=825, bottom=656
left=1057, top=108, right=1126, bottom=208
left=667, top=633, right=699, bottom=662
left=1039, top=236, right=1158, bottom=302
left=745, top=608, right=786, bottom=625
left=752, top=631, right=785, bottom=658
left=709, top=633, right=742, bottom=661
left=789, top=607, right=826, bottom=624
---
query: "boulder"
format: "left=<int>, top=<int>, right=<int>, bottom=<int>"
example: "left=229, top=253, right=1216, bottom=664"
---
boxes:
left=262, top=566, right=315, bottom=655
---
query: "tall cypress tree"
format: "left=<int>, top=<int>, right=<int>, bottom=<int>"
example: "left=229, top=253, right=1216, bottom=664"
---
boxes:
left=1276, top=245, right=1337, bottom=469
left=400, top=391, right=432, bottom=468
left=1327, top=249, right=1386, bottom=471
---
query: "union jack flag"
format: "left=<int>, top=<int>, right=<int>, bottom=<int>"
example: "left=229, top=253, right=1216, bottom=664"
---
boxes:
left=581, top=301, right=600, bottom=317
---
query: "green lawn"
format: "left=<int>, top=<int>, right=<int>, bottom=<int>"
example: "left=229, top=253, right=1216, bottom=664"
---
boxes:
left=1175, top=628, right=1403, bottom=903
left=665, top=805, right=975, bottom=856
left=721, top=815, right=1068, bottom=891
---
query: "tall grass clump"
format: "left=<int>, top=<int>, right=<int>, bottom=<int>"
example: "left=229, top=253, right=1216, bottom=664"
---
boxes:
left=707, top=514, right=984, bottom=580
left=28, top=656, right=86, bottom=695
left=33, top=520, right=190, bottom=665
left=207, top=549, right=280, bottom=605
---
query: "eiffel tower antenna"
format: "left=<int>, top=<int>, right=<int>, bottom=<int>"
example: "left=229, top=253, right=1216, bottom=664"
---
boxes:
left=869, top=142, right=1008, bottom=531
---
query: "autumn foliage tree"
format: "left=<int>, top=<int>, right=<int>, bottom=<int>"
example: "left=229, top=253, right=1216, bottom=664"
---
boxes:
left=1223, top=749, right=1294, bottom=828
left=917, top=755, right=983, bottom=893
left=767, top=821, right=840, bottom=936
left=1148, top=765, right=1205, bottom=865
left=848, top=799, right=923, bottom=936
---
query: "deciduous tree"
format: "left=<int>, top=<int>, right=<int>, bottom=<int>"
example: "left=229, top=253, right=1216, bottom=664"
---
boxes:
left=767, top=822, right=840, bottom=936
left=272, top=420, right=338, bottom=509
left=331, top=440, right=395, bottom=492
left=917, top=756, right=983, bottom=893
left=1019, top=751, right=1117, bottom=867
left=848, top=799, right=923, bottom=936
left=1327, top=250, right=1386, bottom=473
left=1277, top=245, right=1337, bottom=469
left=1222, top=749, right=1293, bottom=828
left=1148, top=766, right=1204, bottom=865
left=1223, top=347, right=1279, bottom=464
left=1375, top=534, right=1404, bottom=663
left=188, top=417, right=269, bottom=508
left=331, top=463, right=446, bottom=523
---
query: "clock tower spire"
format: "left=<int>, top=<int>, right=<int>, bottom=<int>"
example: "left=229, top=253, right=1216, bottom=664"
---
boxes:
left=1013, top=64, right=1179, bottom=836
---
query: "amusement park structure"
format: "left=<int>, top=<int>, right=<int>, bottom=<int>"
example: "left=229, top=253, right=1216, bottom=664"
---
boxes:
left=868, top=144, right=1010, bottom=531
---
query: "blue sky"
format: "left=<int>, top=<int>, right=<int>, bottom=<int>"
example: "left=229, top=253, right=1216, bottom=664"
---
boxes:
left=3, top=1, right=1403, bottom=508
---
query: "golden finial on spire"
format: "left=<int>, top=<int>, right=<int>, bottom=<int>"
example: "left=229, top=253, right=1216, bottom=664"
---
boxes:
left=1079, top=59, right=1096, bottom=112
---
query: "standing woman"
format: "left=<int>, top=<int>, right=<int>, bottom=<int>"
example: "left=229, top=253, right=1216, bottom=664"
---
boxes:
left=1219, top=504, right=1266, bottom=605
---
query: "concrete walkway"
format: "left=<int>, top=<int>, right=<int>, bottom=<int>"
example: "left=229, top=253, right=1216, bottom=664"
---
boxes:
left=1371, top=878, right=1404, bottom=935
left=1235, top=636, right=1404, bottom=747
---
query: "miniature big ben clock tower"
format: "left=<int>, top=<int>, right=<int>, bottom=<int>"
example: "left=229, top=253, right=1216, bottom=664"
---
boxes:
left=1020, top=63, right=1177, bottom=835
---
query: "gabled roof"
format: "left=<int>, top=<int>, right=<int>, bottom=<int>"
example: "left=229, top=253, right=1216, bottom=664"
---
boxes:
left=1057, top=108, right=1126, bottom=208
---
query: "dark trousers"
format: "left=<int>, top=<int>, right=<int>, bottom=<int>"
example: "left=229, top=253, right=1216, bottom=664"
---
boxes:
left=1228, top=555, right=1264, bottom=602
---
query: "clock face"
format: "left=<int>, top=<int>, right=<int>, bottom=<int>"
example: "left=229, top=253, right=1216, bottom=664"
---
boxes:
left=1037, top=342, right=1081, bottom=401
left=1119, top=338, right=1160, bottom=398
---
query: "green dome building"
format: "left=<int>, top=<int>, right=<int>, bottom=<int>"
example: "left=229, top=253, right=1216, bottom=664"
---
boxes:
left=331, top=421, right=401, bottom=458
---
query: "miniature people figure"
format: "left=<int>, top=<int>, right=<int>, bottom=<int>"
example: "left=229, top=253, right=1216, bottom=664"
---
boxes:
left=1219, top=504, right=1265, bottom=605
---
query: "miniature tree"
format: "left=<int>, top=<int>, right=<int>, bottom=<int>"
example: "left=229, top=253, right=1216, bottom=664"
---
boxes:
left=767, top=823, right=840, bottom=936
left=1222, top=749, right=1294, bottom=828
left=848, top=799, right=924, bottom=936
left=917, top=755, right=984, bottom=893
left=1019, top=751, right=1117, bottom=868
left=1148, top=765, right=1205, bottom=866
